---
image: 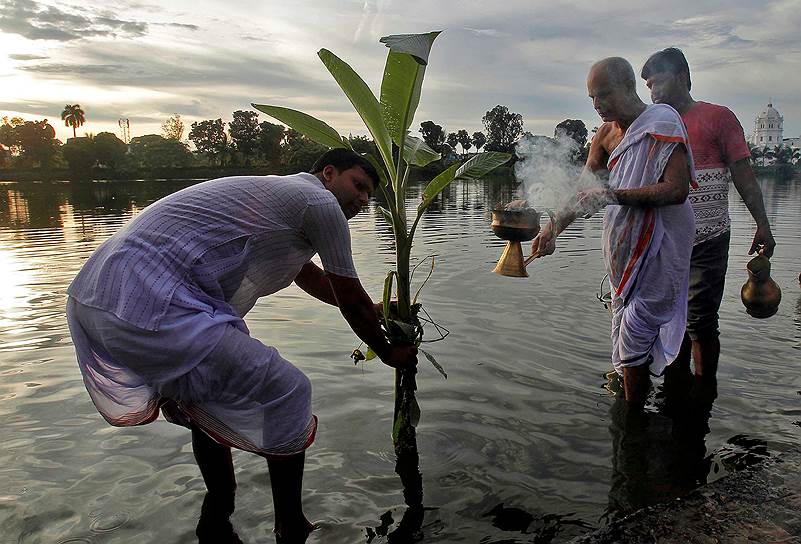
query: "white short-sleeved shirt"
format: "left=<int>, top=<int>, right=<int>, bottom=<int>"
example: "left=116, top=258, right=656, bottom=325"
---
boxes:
left=68, top=173, right=357, bottom=330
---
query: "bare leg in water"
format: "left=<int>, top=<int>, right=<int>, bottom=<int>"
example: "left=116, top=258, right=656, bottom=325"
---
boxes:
left=689, top=335, right=719, bottom=402
left=267, top=453, right=315, bottom=543
left=664, top=333, right=693, bottom=394
left=664, top=332, right=718, bottom=403
left=622, top=363, right=651, bottom=409
left=191, top=424, right=240, bottom=542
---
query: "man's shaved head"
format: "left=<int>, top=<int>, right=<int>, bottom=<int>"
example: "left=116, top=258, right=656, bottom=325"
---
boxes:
left=587, top=56, right=643, bottom=124
left=589, top=57, right=636, bottom=92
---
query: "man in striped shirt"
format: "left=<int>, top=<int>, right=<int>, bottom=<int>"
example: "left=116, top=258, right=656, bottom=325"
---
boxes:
left=642, top=48, right=776, bottom=401
left=66, top=148, right=417, bottom=541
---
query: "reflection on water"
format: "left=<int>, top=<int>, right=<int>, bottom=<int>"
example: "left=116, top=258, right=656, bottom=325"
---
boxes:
left=1, top=177, right=800, bottom=542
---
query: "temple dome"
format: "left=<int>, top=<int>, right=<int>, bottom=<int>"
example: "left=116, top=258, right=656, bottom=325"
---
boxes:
left=757, top=102, right=782, bottom=120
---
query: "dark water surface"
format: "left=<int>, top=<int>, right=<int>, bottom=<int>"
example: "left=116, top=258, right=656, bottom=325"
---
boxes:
left=1, top=177, right=799, bottom=543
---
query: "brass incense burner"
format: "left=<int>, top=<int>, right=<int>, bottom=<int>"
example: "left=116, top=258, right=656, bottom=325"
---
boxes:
left=491, top=201, right=555, bottom=277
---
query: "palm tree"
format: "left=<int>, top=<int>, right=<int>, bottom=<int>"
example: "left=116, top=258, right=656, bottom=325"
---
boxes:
left=61, top=104, right=86, bottom=139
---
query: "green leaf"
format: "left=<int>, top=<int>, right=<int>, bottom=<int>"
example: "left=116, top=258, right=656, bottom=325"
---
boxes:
left=452, top=151, right=511, bottom=182
left=362, top=152, right=390, bottom=189
left=410, top=397, right=421, bottom=427
left=365, top=347, right=377, bottom=361
left=418, top=162, right=459, bottom=213
left=379, top=31, right=442, bottom=65
left=381, top=52, right=426, bottom=148
left=317, top=49, right=395, bottom=177
left=382, top=271, right=395, bottom=331
left=387, top=319, right=417, bottom=342
left=420, top=348, right=447, bottom=379
left=392, top=410, right=404, bottom=443
left=403, top=134, right=440, bottom=167
left=251, top=104, right=346, bottom=149
left=377, top=205, right=393, bottom=226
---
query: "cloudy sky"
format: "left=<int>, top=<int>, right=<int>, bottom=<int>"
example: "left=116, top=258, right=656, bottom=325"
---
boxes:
left=1, top=0, right=800, bottom=145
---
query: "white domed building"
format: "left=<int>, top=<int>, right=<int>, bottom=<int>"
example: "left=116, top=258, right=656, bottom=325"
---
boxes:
left=751, top=102, right=783, bottom=148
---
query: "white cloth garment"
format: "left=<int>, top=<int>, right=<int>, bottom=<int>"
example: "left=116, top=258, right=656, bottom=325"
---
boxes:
left=66, top=173, right=356, bottom=457
left=603, top=104, right=696, bottom=376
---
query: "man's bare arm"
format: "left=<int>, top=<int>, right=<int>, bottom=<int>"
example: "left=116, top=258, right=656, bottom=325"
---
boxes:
left=730, top=157, right=775, bottom=257
left=294, top=262, right=338, bottom=305
left=611, top=145, right=690, bottom=207
left=325, top=272, right=416, bottom=369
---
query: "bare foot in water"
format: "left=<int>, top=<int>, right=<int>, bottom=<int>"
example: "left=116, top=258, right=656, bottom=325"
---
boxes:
left=274, top=516, right=317, bottom=543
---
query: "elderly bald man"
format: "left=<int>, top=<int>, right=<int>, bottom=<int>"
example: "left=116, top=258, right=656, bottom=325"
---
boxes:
left=532, top=57, right=696, bottom=407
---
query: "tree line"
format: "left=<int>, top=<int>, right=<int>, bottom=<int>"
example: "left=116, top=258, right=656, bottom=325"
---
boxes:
left=3, top=103, right=794, bottom=181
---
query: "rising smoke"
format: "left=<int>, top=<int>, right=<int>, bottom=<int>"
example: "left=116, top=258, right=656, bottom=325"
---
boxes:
left=513, top=133, right=601, bottom=213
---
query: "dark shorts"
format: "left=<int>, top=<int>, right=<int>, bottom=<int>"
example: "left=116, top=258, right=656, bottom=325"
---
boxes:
left=686, top=230, right=730, bottom=341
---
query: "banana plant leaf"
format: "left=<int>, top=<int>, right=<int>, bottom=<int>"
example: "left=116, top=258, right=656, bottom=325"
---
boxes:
left=251, top=104, right=347, bottom=150
left=403, top=134, right=440, bottom=167
left=379, top=32, right=441, bottom=65
left=418, top=151, right=510, bottom=215
left=318, top=48, right=395, bottom=178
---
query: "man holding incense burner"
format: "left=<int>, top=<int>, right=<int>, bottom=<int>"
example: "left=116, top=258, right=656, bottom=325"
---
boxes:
left=531, top=57, right=696, bottom=408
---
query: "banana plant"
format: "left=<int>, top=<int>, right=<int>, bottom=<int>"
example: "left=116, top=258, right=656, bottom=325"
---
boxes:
left=253, top=31, right=510, bottom=453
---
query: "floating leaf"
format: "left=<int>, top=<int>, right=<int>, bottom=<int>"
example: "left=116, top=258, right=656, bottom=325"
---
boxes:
left=420, top=348, right=447, bottom=379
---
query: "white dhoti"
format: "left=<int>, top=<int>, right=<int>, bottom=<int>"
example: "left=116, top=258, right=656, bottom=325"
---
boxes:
left=604, top=104, right=696, bottom=377
left=66, top=294, right=317, bottom=458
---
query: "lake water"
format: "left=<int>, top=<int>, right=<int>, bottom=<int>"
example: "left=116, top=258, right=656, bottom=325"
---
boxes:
left=1, top=177, right=799, bottom=543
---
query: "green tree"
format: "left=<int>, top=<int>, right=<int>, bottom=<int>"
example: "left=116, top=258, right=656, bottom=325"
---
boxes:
left=772, top=145, right=800, bottom=180
left=61, top=136, right=96, bottom=176
left=471, top=131, right=486, bottom=152
left=189, top=119, right=228, bottom=166
left=348, top=135, right=379, bottom=158
left=93, top=132, right=128, bottom=171
left=256, top=121, right=285, bottom=164
left=748, top=143, right=762, bottom=166
left=130, top=134, right=192, bottom=170
left=482, top=105, right=523, bottom=153
left=761, top=145, right=774, bottom=167
left=161, top=114, right=185, bottom=141
left=61, top=104, right=86, bottom=139
left=554, top=119, right=588, bottom=149
left=456, top=129, right=472, bottom=157
left=446, top=132, right=458, bottom=152
left=229, top=110, right=261, bottom=165
left=281, top=129, right=327, bottom=173
left=16, top=119, right=59, bottom=167
left=419, top=120, right=445, bottom=152
left=0, top=117, right=24, bottom=159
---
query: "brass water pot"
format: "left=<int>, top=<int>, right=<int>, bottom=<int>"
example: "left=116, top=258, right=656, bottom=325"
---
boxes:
left=491, top=207, right=555, bottom=277
left=741, top=255, right=781, bottom=318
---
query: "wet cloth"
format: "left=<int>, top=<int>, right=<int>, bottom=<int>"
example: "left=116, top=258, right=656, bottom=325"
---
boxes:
left=681, top=102, right=751, bottom=245
left=67, top=296, right=316, bottom=456
left=604, top=104, right=696, bottom=376
left=66, top=173, right=356, bottom=456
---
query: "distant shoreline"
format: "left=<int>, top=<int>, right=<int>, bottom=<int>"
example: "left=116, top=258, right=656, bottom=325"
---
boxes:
left=0, top=164, right=520, bottom=183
